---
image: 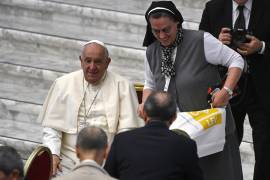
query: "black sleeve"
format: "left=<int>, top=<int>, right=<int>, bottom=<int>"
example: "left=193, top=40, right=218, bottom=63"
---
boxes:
left=199, top=2, right=211, bottom=32
left=104, top=138, right=119, bottom=178
left=185, top=140, right=205, bottom=180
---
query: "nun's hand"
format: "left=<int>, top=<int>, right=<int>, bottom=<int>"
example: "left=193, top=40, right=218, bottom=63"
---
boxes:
left=211, top=89, right=230, bottom=108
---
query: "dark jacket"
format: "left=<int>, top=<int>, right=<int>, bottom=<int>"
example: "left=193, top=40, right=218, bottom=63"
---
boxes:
left=104, top=120, right=204, bottom=180
left=199, top=0, right=270, bottom=110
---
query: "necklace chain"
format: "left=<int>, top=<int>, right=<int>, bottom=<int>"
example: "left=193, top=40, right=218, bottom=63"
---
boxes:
left=79, top=72, right=107, bottom=131
left=83, top=85, right=101, bottom=122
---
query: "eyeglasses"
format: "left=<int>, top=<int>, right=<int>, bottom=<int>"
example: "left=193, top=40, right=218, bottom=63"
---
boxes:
left=151, top=25, right=172, bottom=35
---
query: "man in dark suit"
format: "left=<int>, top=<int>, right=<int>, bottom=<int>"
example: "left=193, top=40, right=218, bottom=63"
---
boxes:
left=199, top=0, right=270, bottom=179
left=104, top=91, right=204, bottom=180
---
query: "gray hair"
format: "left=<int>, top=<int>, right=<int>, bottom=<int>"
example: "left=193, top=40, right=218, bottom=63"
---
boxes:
left=144, top=91, right=176, bottom=121
left=76, top=126, right=108, bottom=151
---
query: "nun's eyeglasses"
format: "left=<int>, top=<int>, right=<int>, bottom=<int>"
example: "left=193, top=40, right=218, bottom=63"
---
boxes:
left=151, top=25, right=172, bottom=35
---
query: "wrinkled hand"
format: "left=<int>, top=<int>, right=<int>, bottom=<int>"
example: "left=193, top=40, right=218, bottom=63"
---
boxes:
left=211, top=89, right=230, bottom=108
left=137, top=103, right=144, bottom=119
left=218, top=27, right=232, bottom=45
left=52, top=155, right=62, bottom=177
left=137, top=103, right=146, bottom=121
left=237, top=35, right=263, bottom=56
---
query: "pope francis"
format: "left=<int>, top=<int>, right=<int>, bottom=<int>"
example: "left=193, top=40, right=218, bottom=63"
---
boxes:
left=38, top=40, right=144, bottom=176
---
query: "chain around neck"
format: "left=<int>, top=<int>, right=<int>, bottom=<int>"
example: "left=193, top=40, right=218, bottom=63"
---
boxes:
left=79, top=72, right=107, bottom=130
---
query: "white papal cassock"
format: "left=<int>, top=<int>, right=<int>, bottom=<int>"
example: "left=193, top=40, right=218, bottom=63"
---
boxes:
left=39, top=70, right=144, bottom=171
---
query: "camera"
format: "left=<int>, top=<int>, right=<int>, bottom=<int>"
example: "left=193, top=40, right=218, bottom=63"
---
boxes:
left=230, top=29, right=251, bottom=48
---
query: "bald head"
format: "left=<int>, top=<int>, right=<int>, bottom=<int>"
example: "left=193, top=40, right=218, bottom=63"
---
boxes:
left=144, top=91, right=176, bottom=122
left=76, top=126, right=108, bottom=151
left=76, top=126, right=108, bottom=165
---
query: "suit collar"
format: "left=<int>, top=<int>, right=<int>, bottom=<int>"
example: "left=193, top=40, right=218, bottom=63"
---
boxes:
left=81, top=159, right=98, bottom=165
left=232, top=0, right=253, bottom=29
left=232, top=0, right=252, bottom=11
left=245, top=0, right=253, bottom=11
left=225, top=0, right=260, bottom=31
left=73, top=161, right=109, bottom=175
left=145, top=120, right=169, bottom=129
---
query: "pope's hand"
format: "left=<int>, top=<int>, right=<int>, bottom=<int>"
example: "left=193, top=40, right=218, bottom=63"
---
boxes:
left=52, top=154, right=62, bottom=176
left=137, top=103, right=146, bottom=121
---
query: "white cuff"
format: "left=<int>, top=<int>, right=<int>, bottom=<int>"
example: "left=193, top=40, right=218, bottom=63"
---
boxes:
left=43, top=127, right=62, bottom=156
left=258, top=41, right=265, bottom=54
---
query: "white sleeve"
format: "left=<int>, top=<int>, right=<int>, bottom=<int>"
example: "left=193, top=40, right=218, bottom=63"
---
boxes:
left=43, top=127, right=62, bottom=156
left=204, top=32, right=244, bottom=70
left=258, top=41, right=265, bottom=54
left=144, top=54, right=156, bottom=90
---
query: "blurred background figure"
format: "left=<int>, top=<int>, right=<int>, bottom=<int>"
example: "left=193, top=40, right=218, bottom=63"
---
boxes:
left=0, top=146, right=24, bottom=180
left=200, top=0, right=270, bottom=179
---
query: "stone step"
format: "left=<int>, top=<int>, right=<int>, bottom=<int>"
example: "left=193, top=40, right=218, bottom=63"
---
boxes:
left=0, top=0, right=145, bottom=50
left=0, top=119, right=42, bottom=144
left=0, top=0, right=199, bottom=52
left=0, top=98, right=42, bottom=160
left=0, top=98, right=41, bottom=124
left=45, top=0, right=206, bottom=23
left=0, top=135, right=40, bottom=160
left=0, top=28, right=145, bottom=83
left=0, top=63, right=63, bottom=105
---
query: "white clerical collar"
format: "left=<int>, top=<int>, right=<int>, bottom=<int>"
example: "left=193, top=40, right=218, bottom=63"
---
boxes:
left=232, top=0, right=252, bottom=12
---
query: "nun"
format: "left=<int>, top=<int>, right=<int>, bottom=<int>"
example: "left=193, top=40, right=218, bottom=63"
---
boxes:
left=138, top=1, right=244, bottom=180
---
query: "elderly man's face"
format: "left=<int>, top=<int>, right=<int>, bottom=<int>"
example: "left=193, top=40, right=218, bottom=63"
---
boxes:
left=149, top=16, right=178, bottom=47
left=80, top=43, right=111, bottom=84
